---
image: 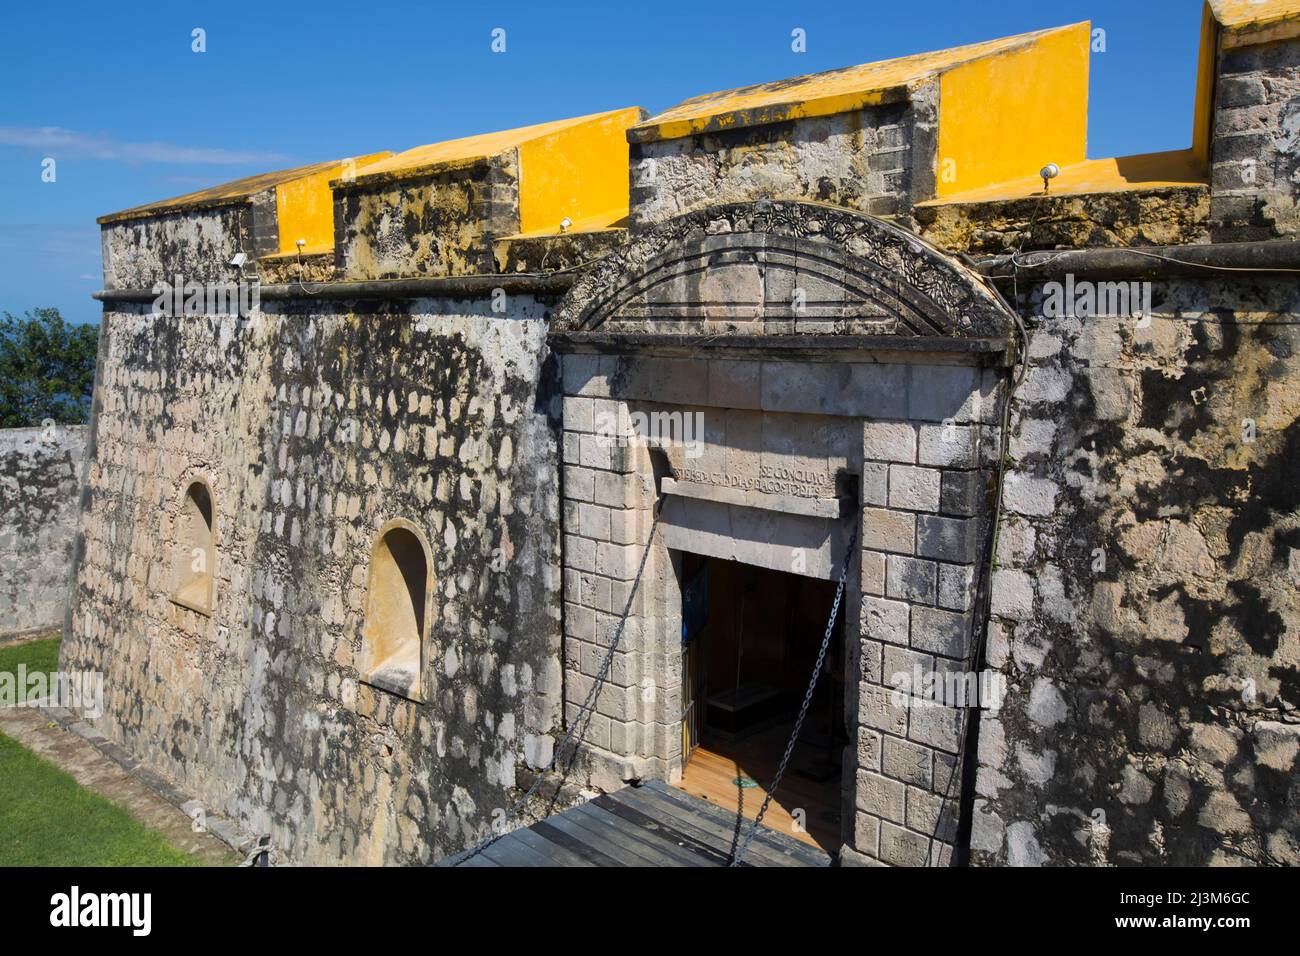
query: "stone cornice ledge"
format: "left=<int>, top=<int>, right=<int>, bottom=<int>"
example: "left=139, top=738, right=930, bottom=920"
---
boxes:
left=548, top=331, right=1010, bottom=364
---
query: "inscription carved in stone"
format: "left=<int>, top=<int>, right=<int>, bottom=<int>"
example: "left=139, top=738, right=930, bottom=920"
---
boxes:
left=679, top=464, right=834, bottom=499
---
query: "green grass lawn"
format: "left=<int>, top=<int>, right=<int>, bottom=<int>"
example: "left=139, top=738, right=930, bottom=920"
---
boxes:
left=0, top=735, right=201, bottom=865
left=0, top=635, right=199, bottom=866
left=0, top=635, right=61, bottom=701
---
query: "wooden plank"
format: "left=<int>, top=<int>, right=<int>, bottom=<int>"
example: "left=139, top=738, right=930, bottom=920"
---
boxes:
left=643, top=780, right=830, bottom=867
left=573, top=798, right=722, bottom=867
left=547, top=805, right=669, bottom=867
left=530, top=817, right=627, bottom=867
left=606, top=784, right=799, bottom=868
left=453, top=851, right=500, bottom=867
left=434, top=776, right=834, bottom=867
left=642, top=780, right=832, bottom=866
left=537, top=810, right=657, bottom=867
left=508, top=823, right=597, bottom=867
left=590, top=796, right=735, bottom=867
left=563, top=802, right=709, bottom=867
left=646, top=778, right=832, bottom=866
left=478, top=832, right=556, bottom=867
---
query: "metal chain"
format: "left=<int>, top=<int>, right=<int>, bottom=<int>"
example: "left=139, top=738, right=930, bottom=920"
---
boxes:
left=453, top=497, right=665, bottom=865
left=728, top=520, right=859, bottom=867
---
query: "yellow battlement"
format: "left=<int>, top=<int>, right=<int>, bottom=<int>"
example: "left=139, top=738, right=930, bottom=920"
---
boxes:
left=1210, top=0, right=1300, bottom=43
left=98, top=154, right=389, bottom=232
left=631, top=23, right=1090, bottom=202
left=346, top=107, right=644, bottom=236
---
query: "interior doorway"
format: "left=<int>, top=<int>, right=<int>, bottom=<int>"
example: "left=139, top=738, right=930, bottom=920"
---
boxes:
left=675, top=553, right=847, bottom=853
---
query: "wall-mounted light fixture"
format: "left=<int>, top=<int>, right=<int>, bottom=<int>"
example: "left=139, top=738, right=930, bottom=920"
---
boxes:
left=1040, top=163, right=1060, bottom=193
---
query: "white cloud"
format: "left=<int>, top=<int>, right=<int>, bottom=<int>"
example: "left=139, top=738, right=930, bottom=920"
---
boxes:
left=0, top=127, right=292, bottom=166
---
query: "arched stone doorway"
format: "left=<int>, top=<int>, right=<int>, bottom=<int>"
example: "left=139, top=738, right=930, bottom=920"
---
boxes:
left=550, top=201, right=1015, bottom=865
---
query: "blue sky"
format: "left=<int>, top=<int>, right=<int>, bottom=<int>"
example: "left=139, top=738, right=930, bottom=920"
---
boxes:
left=1, top=0, right=1206, bottom=325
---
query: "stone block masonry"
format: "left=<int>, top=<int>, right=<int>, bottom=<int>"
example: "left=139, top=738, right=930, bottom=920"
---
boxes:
left=67, top=10, right=1300, bottom=868
left=551, top=198, right=1014, bottom=865
left=1209, top=35, right=1300, bottom=240
left=629, top=99, right=934, bottom=229
left=1, top=426, right=87, bottom=638
left=978, top=277, right=1300, bottom=866
left=850, top=391, right=996, bottom=867
left=60, top=300, right=562, bottom=865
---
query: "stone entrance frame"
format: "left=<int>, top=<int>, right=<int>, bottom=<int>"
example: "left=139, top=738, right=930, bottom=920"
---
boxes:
left=549, top=202, right=1015, bottom=865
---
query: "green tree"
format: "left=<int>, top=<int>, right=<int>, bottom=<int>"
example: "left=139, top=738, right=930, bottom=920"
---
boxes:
left=0, top=308, right=99, bottom=427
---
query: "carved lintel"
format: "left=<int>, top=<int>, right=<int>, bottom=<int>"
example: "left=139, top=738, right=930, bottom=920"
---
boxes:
left=661, top=476, right=841, bottom=519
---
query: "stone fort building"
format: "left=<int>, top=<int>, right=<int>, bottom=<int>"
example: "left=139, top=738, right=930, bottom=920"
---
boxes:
left=62, top=3, right=1300, bottom=865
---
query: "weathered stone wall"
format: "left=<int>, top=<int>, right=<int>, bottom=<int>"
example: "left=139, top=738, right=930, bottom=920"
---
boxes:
left=101, top=205, right=259, bottom=289
left=61, top=299, right=562, bottom=864
left=915, top=186, right=1212, bottom=255
left=1210, top=36, right=1300, bottom=240
left=975, top=276, right=1300, bottom=866
left=630, top=92, right=936, bottom=228
left=1, top=426, right=87, bottom=638
left=334, top=158, right=519, bottom=279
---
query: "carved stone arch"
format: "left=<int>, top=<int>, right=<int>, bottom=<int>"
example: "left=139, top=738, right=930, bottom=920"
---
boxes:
left=552, top=201, right=1013, bottom=342
left=551, top=199, right=1014, bottom=860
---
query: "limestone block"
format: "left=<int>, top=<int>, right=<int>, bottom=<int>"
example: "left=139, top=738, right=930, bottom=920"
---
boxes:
left=886, top=555, right=937, bottom=605
left=889, top=464, right=942, bottom=512
left=908, top=365, right=979, bottom=423
left=862, top=507, right=917, bottom=555
left=856, top=770, right=906, bottom=823
left=879, top=821, right=930, bottom=866
left=918, top=424, right=978, bottom=468
left=916, top=514, right=977, bottom=562
left=911, top=605, right=971, bottom=659
left=862, top=595, right=910, bottom=645
left=863, top=421, right=917, bottom=463
left=883, top=736, right=934, bottom=788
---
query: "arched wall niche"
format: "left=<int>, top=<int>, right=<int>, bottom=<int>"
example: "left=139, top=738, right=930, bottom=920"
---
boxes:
left=361, top=518, right=434, bottom=701
left=171, top=477, right=216, bottom=615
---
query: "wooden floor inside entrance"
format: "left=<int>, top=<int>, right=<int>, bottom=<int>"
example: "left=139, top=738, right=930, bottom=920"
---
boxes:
left=674, top=722, right=842, bottom=852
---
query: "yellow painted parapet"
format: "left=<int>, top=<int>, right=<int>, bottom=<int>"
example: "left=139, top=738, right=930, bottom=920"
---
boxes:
left=934, top=23, right=1089, bottom=199
left=97, top=154, right=390, bottom=231
left=274, top=153, right=389, bottom=254
left=1209, top=0, right=1300, bottom=45
left=630, top=26, right=1082, bottom=144
left=517, top=111, right=642, bottom=235
left=343, top=107, right=644, bottom=236
left=1192, top=1, right=1300, bottom=167
left=917, top=149, right=1207, bottom=207
left=1193, top=2, right=1219, bottom=168
left=630, top=23, right=1090, bottom=201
